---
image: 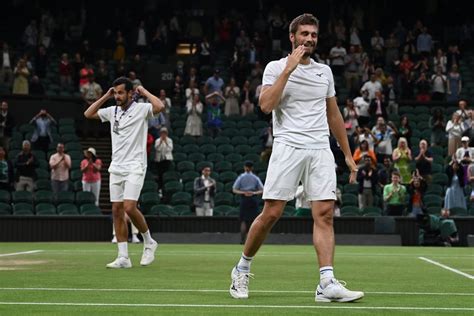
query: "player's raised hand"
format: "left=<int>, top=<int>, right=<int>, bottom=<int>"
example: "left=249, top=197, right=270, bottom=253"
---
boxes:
left=135, top=85, right=146, bottom=95
left=105, top=87, right=115, bottom=98
left=285, top=45, right=305, bottom=73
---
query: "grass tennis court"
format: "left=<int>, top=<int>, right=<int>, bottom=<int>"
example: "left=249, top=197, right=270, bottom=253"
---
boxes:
left=0, top=243, right=472, bottom=315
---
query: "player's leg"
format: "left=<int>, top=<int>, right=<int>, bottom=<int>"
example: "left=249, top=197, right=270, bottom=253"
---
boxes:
left=306, top=148, right=363, bottom=302
left=123, top=173, right=158, bottom=266
left=230, top=142, right=301, bottom=299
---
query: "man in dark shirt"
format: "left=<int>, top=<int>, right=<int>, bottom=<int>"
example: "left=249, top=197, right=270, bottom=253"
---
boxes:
left=15, top=140, right=38, bottom=192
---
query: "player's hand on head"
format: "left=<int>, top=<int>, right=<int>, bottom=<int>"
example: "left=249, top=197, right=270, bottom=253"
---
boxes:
left=135, top=85, right=145, bottom=95
left=106, top=87, right=115, bottom=98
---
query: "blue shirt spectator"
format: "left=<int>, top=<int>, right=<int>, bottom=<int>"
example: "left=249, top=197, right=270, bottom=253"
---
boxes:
left=417, top=28, right=433, bottom=54
left=205, top=69, right=225, bottom=94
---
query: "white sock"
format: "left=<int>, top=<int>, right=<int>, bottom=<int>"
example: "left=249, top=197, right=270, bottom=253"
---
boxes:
left=236, top=253, right=253, bottom=272
left=141, top=230, right=153, bottom=245
left=117, top=242, right=128, bottom=258
left=319, top=266, right=334, bottom=287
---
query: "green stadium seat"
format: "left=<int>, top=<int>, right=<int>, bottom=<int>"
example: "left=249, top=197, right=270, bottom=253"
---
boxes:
left=163, top=180, right=183, bottom=195
left=35, top=179, right=52, bottom=191
left=343, top=183, right=359, bottom=195
left=206, top=153, right=224, bottom=163
left=425, top=184, right=443, bottom=196
left=253, top=121, right=269, bottom=129
left=187, top=152, right=205, bottom=163
left=341, top=194, right=358, bottom=206
left=173, top=204, right=192, bottom=215
left=139, top=192, right=161, bottom=214
left=283, top=205, right=296, bottom=216
left=340, top=205, right=360, bottom=216
left=70, top=170, right=82, bottom=182
left=225, top=153, right=243, bottom=163
left=219, top=171, right=238, bottom=184
left=182, top=144, right=200, bottom=154
left=179, top=135, right=196, bottom=145
left=181, top=171, right=199, bottom=183
left=0, top=190, right=11, bottom=203
left=61, top=133, right=79, bottom=143
left=56, top=191, right=75, bottom=204
left=162, top=171, right=181, bottom=182
left=173, top=152, right=188, bottom=163
left=196, top=136, right=214, bottom=145
left=231, top=136, right=248, bottom=146
left=0, top=202, right=12, bottom=215
left=177, top=161, right=195, bottom=172
left=423, top=194, right=443, bottom=207
left=449, top=207, right=468, bottom=216
left=221, top=128, right=239, bottom=137
left=217, top=144, right=234, bottom=155
left=248, top=136, right=261, bottom=146
left=65, top=142, right=83, bottom=152
left=213, top=205, right=234, bottom=216
left=225, top=208, right=240, bottom=216
left=195, top=161, right=213, bottom=172
left=214, top=192, right=234, bottom=206
left=170, top=192, right=192, bottom=205
left=199, top=144, right=217, bottom=155
left=59, top=126, right=76, bottom=134
left=35, top=203, right=57, bottom=215
left=234, top=144, right=253, bottom=155
left=58, top=118, right=75, bottom=126
left=75, top=191, right=96, bottom=206
left=431, top=173, right=449, bottom=186
left=215, top=161, right=233, bottom=172
left=149, top=204, right=176, bottom=216
left=237, top=129, right=256, bottom=137
left=57, top=203, right=79, bottom=215
left=13, top=203, right=34, bottom=215
left=12, top=191, right=33, bottom=204
left=35, top=190, right=54, bottom=203
left=214, top=136, right=231, bottom=146
left=361, top=206, right=383, bottom=216
left=141, top=181, right=158, bottom=193
left=80, top=204, right=102, bottom=215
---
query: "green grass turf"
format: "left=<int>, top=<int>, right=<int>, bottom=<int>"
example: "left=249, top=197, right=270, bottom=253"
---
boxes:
left=0, top=243, right=473, bottom=315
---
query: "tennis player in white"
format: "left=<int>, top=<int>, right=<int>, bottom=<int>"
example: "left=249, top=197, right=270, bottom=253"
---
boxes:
left=229, top=14, right=363, bottom=302
left=85, top=77, right=164, bottom=268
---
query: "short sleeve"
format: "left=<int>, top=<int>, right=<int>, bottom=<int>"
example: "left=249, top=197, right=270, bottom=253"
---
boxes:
left=233, top=175, right=242, bottom=190
left=98, top=107, right=112, bottom=123
left=142, top=103, right=154, bottom=120
left=326, top=68, right=336, bottom=98
left=262, top=61, right=280, bottom=86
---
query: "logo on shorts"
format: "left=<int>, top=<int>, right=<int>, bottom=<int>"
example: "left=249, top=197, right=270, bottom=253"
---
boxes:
left=315, top=73, right=323, bottom=77
left=331, top=190, right=335, bottom=194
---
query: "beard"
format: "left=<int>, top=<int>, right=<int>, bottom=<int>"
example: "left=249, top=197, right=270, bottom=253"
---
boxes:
left=293, top=39, right=316, bottom=57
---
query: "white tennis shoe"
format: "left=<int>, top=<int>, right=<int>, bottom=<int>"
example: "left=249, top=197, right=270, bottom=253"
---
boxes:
left=315, top=279, right=364, bottom=302
left=106, top=256, right=132, bottom=269
left=140, top=241, right=158, bottom=266
left=229, top=266, right=253, bottom=299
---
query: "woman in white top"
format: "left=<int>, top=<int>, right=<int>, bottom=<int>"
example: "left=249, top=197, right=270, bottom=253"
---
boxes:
left=224, top=77, right=240, bottom=116
left=185, top=79, right=200, bottom=108
left=184, top=94, right=203, bottom=137
left=446, top=112, right=465, bottom=156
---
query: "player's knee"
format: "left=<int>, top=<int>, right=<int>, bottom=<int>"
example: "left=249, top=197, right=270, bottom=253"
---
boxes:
left=314, top=207, right=334, bottom=225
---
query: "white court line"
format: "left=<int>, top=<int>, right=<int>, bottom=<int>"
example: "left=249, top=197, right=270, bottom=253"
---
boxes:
left=0, top=287, right=473, bottom=296
left=0, top=250, right=43, bottom=258
left=419, top=257, right=474, bottom=280
left=0, top=302, right=472, bottom=311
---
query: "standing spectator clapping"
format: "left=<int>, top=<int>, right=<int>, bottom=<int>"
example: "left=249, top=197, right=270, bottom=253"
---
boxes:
left=80, top=147, right=102, bottom=206
left=49, top=143, right=71, bottom=194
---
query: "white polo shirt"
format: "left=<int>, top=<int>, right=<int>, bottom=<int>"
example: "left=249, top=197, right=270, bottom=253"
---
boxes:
left=98, top=102, right=153, bottom=174
left=262, top=57, right=335, bottom=149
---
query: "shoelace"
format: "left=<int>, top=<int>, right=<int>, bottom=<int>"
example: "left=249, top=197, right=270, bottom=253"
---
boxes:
left=235, top=272, right=254, bottom=291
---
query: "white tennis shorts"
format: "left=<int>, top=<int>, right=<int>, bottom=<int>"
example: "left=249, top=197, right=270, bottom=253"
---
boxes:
left=262, top=142, right=337, bottom=201
left=109, top=172, right=145, bottom=202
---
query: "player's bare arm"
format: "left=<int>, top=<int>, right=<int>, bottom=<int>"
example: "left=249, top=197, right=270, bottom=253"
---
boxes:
left=84, top=87, right=114, bottom=120
left=135, top=85, right=164, bottom=114
left=259, top=45, right=306, bottom=114
left=326, top=96, right=358, bottom=183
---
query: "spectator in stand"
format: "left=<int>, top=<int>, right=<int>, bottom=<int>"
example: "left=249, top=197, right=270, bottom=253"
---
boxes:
left=353, top=139, right=377, bottom=168
left=95, top=60, right=109, bottom=91
left=198, top=36, right=212, bottom=66
left=0, top=146, right=14, bottom=191
left=429, top=109, right=445, bottom=146
left=80, top=147, right=102, bottom=206
left=12, top=59, right=30, bottom=95
left=154, top=127, right=173, bottom=193
left=232, top=161, right=264, bottom=244
left=49, top=143, right=71, bottom=194
left=224, top=77, right=240, bottom=117
left=447, top=64, right=462, bottom=103
left=30, top=109, right=56, bottom=153
left=344, top=45, right=361, bottom=95
left=113, top=30, right=126, bottom=61
left=172, top=74, right=184, bottom=104
left=455, top=136, right=474, bottom=185
left=398, top=53, right=414, bottom=73
left=184, top=94, right=203, bottom=137
left=374, top=67, right=387, bottom=86
left=128, top=71, right=142, bottom=88
left=204, top=69, right=224, bottom=95
left=384, top=32, right=400, bottom=67
left=413, top=56, right=430, bottom=75
left=446, top=112, right=465, bottom=156
left=369, top=90, right=387, bottom=120
left=81, top=74, right=103, bottom=137
left=71, top=53, right=84, bottom=88
left=446, top=45, right=461, bottom=72
left=0, top=43, right=13, bottom=88
left=206, top=91, right=224, bottom=137
left=455, top=100, right=471, bottom=132
left=23, top=20, right=38, bottom=52
left=59, top=53, right=72, bottom=87
left=414, top=139, right=433, bottom=182
left=79, top=63, right=94, bottom=88
left=415, top=72, right=431, bottom=102
left=467, top=160, right=474, bottom=202
left=407, top=174, right=426, bottom=217
left=135, top=20, right=148, bottom=54
left=396, top=115, right=412, bottom=146
left=0, top=101, right=14, bottom=150
left=353, top=89, right=370, bottom=127
left=370, top=30, right=385, bottom=66
left=433, top=48, right=447, bottom=74
left=260, top=123, right=273, bottom=164
left=416, top=27, right=433, bottom=58
left=392, top=137, right=412, bottom=184
left=194, top=165, right=216, bottom=217
left=402, top=31, right=417, bottom=56
left=383, top=170, right=407, bottom=216
left=35, top=45, right=48, bottom=78
left=147, top=111, right=166, bottom=140
left=357, top=155, right=378, bottom=209
left=343, top=98, right=358, bottom=136
left=159, top=89, right=172, bottom=130
left=15, top=140, right=38, bottom=192
left=378, top=156, right=395, bottom=188
left=360, top=73, right=382, bottom=102
left=372, top=118, right=396, bottom=162
left=354, top=126, right=377, bottom=150
left=431, top=66, right=447, bottom=101
left=384, top=75, right=398, bottom=115
left=130, top=54, right=146, bottom=79
left=235, top=30, right=250, bottom=57
left=329, top=40, right=346, bottom=76
left=445, top=159, right=466, bottom=210
left=399, top=69, right=415, bottom=100
left=240, top=80, right=255, bottom=116
left=29, top=75, right=45, bottom=95
left=185, top=79, right=199, bottom=109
